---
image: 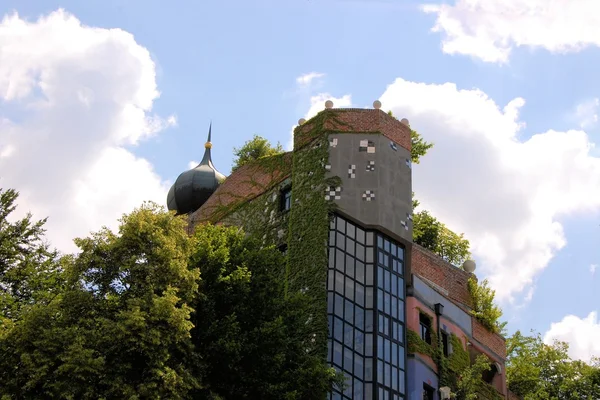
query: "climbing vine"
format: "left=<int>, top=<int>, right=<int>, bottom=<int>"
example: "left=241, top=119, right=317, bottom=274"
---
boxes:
left=406, top=309, right=500, bottom=399
left=285, top=110, right=347, bottom=359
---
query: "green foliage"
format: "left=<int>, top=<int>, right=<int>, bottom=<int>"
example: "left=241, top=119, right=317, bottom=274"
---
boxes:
left=0, top=188, right=62, bottom=323
left=0, top=197, right=339, bottom=399
left=412, top=210, right=471, bottom=266
left=387, top=110, right=433, bottom=165
left=232, top=135, right=285, bottom=172
left=467, top=278, right=506, bottom=334
left=507, top=331, right=600, bottom=400
left=286, top=111, right=344, bottom=368
left=188, top=224, right=339, bottom=399
left=455, top=354, right=496, bottom=400
left=0, top=202, right=200, bottom=399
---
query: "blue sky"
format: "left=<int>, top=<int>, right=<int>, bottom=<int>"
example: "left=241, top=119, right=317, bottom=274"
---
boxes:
left=1, top=0, right=599, bottom=361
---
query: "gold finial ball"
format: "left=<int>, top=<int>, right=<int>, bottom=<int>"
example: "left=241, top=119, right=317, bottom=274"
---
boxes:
left=325, top=100, right=334, bottom=109
left=373, top=100, right=382, bottom=109
left=205, top=142, right=212, bottom=149
left=298, top=118, right=306, bottom=125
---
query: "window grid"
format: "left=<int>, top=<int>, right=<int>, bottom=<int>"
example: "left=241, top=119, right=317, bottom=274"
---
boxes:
left=327, top=215, right=407, bottom=400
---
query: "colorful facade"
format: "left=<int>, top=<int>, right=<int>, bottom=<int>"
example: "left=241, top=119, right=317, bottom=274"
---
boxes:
left=178, top=104, right=509, bottom=399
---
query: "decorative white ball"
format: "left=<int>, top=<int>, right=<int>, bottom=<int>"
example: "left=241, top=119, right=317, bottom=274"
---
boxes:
left=462, top=259, right=476, bottom=273
left=373, top=100, right=382, bottom=109
left=298, top=118, right=306, bottom=125
left=325, top=100, right=334, bottom=109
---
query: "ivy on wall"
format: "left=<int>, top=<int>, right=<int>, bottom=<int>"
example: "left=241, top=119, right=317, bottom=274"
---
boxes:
left=285, top=110, right=345, bottom=359
left=406, top=309, right=501, bottom=400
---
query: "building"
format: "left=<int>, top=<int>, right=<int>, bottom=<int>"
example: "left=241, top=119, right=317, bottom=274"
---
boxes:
left=167, top=103, right=510, bottom=399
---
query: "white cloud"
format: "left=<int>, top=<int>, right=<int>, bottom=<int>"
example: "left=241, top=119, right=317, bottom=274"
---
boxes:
left=188, top=160, right=199, bottom=169
left=591, top=264, right=598, bottom=275
left=379, top=78, right=600, bottom=301
left=574, top=98, right=599, bottom=129
left=287, top=93, right=352, bottom=150
left=422, top=0, right=600, bottom=63
left=296, top=72, right=325, bottom=88
left=0, top=9, right=173, bottom=253
left=544, top=311, right=600, bottom=362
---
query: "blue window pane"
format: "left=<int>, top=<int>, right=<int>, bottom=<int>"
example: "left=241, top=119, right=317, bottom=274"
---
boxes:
left=365, top=358, right=373, bottom=381
left=385, top=270, right=391, bottom=292
left=384, top=316, right=390, bottom=336
left=355, top=330, right=364, bottom=354
left=356, top=261, right=365, bottom=283
left=353, top=378, right=363, bottom=399
left=399, top=370, right=405, bottom=394
left=334, top=317, right=343, bottom=342
left=365, top=383, right=373, bottom=399
left=328, top=269, right=335, bottom=291
left=392, top=367, right=398, bottom=391
left=355, top=307, right=364, bottom=331
left=384, top=362, right=391, bottom=386
left=335, top=294, right=344, bottom=318
left=345, top=278, right=354, bottom=301
left=344, top=372, right=353, bottom=397
left=399, top=346, right=405, bottom=369
left=392, top=296, right=398, bottom=320
left=377, top=266, right=384, bottom=288
left=391, top=243, right=397, bottom=257
left=346, top=254, right=354, bottom=278
left=392, top=321, right=398, bottom=340
left=335, top=294, right=344, bottom=317
left=336, top=250, right=345, bottom=271
left=356, top=227, right=365, bottom=243
left=347, top=223, right=355, bottom=238
left=377, top=335, right=384, bottom=359
left=334, top=341, right=343, bottom=366
left=328, top=292, right=334, bottom=314
left=384, top=239, right=390, bottom=253
left=356, top=283, right=365, bottom=307
left=327, top=339, right=332, bottom=362
left=377, top=235, right=383, bottom=249
left=384, top=254, right=389, bottom=269
left=384, top=339, right=391, bottom=363
left=337, top=218, right=345, bottom=233
left=378, top=251, right=385, bottom=266
left=337, top=233, right=345, bottom=251
left=365, top=310, right=374, bottom=332
left=398, top=276, right=404, bottom=298
left=364, top=287, right=372, bottom=309
left=392, top=342, right=398, bottom=366
left=384, top=292, right=391, bottom=314
left=328, top=315, right=333, bottom=338
left=335, top=272, right=344, bottom=294
left=377, top=360, right=384, bottom=384
left=356, top=243, right=365, bottom=262
left=378, top=314, right=385, bottom=334
left=354, top=355, right=364, bottom=380
left=344, top=323, right=353, bottom=347
left=345, top=300, right=354, bottom=324
left=333, top=391, right=342, bottom=400
left=366, top=264, right=373, bottom=286
left=366, top=232, right=373, bottom=246
left=377, top=290, right=383, bottom=312
left=398, top=299, right=404, bottom=321
left=391, top=274, right=397, bottom=296
left=344, top=347, right=353, bottom=374
left=346, top=238, right=355, bottom=256
left=365, top=333, right=373, bottom=356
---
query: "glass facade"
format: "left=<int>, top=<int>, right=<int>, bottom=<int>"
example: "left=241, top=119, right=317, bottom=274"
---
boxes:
left=327, top=214, right=406, bottom=400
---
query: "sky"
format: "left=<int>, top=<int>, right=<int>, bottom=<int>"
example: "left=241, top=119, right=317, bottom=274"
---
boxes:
left=1, top=0, right=599, bottom=362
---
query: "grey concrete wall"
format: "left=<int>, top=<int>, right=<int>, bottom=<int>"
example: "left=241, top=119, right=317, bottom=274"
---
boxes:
left=326, top=133, right=413, bottom=243
left=413, top=275, right=472, bottom=336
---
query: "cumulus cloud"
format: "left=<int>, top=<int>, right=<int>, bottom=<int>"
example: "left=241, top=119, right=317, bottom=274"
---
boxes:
left=287, top=93, right=352, bottom=150
left=379, top=78, right=600, bottom=301
left=296, top=72, right=325, bottom=88
left=591, top=264, right=598, bottom=275
left=574, top=98, right=600, bottom=129
left=422, top=0, right=600, bottom=63
left=544, top=311, right=600, bottom=362
left=0, top=9, right=173, bottom=253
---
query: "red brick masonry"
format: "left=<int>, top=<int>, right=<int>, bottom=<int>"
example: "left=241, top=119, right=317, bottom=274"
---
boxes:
left=294, top=109, right=412, bottom=151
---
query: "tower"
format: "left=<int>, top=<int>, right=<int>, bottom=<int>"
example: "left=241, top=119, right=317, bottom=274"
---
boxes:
left=167, top=123, right=226, bottom=215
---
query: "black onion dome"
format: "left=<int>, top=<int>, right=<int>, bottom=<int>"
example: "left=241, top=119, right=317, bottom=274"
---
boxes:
left=167, top=123, right=226, bottom=215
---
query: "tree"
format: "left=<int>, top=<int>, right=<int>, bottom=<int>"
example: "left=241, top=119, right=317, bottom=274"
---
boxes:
left=0, top=202, right=200, bottom=399
left=0, top=188, right=61, bottom=323
left=506, top=331, right=600, bottom=400
left=467, top=278, right=506, bottom=334
left=188, top=224, right=339, bottom=400
left=455, top=354, right=493, bottom=400
left=0, top=201, right=338, bottom=399
left=232, top=135, right=284, bottom=171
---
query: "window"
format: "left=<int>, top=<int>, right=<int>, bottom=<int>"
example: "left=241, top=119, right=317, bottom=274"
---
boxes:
left=419, top=313, right=431, bottom=345
left=441, top=330, right=449, bottom=357
left=280, top=187, right=291, bottom=211
left=278, top=243, right=288, bottom=255
left=422, top=383, right=434, bottom=400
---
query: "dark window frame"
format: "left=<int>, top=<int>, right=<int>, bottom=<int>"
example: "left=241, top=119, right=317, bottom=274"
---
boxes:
left=441, top=330, right=450, bottom=357
left=422, top=383, right=435, bottom=400
left=419, top=313, right=432, bottom=345
left=280, top=187, right=292, bottom=212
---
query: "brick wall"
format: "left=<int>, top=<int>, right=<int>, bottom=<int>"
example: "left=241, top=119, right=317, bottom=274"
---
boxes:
left=294, top=108, right=412, bottom=151
left=411, top=244, right=473, bottom=310
left=472, top=318, right=507, bottom=359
